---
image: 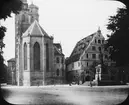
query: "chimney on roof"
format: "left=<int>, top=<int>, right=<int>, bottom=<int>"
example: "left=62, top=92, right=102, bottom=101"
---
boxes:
left=97, top=26, right=101, bottom=33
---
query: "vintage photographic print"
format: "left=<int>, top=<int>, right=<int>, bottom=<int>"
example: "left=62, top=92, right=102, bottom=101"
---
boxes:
left=0, top=0, right=129, bottom=105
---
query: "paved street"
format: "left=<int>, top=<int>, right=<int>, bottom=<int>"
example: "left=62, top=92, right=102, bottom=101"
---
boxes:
left=1, top=85, right=129, bottom=105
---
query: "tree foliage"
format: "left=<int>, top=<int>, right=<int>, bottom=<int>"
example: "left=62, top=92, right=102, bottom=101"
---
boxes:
left=0, top=0, right=22, bottom=20
left=106, top=7, right=129, bottom=66
left=0, top=0, right=22, bottom=83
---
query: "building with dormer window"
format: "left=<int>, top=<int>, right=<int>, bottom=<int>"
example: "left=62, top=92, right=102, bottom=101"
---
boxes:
left=66, top=28, right=114, bottom=84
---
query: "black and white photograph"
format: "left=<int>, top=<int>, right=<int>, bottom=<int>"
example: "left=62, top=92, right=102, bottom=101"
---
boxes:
left=0, top=0, right=129, bottom=105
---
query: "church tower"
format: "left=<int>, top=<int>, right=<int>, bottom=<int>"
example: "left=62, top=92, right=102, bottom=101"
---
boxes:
left=15, top=0, right=39, bottom=86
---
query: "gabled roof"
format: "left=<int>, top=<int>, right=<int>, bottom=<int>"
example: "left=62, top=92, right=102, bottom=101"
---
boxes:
left=23, top=20, right=50, bottom=38
left=67, top=29, right=103, bottom=64
left=54, top=45, right=64, bottom=56
left=54, top=43, right=62, bottom=50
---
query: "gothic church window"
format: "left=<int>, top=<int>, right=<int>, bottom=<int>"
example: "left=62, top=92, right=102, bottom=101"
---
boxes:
left=46, top=43, right=49, bottom=72
left=24, top=43, right=27, bottom=70
left=33, top=42, right=40, bottom=71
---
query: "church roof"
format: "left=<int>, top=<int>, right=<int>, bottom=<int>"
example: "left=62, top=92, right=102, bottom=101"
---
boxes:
left=67, top=29, right=103, bottom=64
left=23, top=20, right=50, bottom=38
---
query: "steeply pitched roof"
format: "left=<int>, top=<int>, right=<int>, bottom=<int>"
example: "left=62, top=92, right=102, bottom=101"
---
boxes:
left=67, top=29, right=103, bottom=64
left=7, top=58, right=15, bottom=62
left=54, top=44, right=64, bottom=56
left=23, top=20, right=50, bottom=38
left=54, top=43, right=62, bottom=50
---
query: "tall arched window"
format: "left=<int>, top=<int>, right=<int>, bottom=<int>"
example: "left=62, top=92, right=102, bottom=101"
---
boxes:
left=46, top=43, right=49, bottom=72
left=34, top=42, right=40, bottom=71
left=24, top=43, right=27, bottom=70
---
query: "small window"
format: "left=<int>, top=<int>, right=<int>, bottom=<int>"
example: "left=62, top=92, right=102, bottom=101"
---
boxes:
left=95, top=39, right=97, bottom=43
left=105, top=55, right=108, bottom=59
left=61, top=57, right=64, bottom=63
left=98, top=47, right=101, bottom=51
left=92, top=46, right=96, bottom=51
left=78, top=62, right=80, bottom=66
left=102, top=40, right=104, bottom=44
left=92, top=54, right=96, bottom=59
left=86, top=54, right=88, bottom=58
left=72, top=63, right=74, bottom=68
left=62, top=69, right=64, bottom=76
left=87, top=62, right=88, bottom=67
left=56, top=69, right=59, bottom=76
left=98, top=54, right=101, bottom=59
left=98, top=40, right=101, bottom=44
left=56, top=57, right=59, bottom=63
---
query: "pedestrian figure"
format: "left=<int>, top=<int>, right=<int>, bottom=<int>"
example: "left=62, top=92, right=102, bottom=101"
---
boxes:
left=69, top=82, right=72, bottom=86
left=90, top=81, right=92, bottom=87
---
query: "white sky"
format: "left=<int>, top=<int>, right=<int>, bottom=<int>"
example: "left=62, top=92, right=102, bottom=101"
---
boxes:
left=2, top=0, right=124, bottom=64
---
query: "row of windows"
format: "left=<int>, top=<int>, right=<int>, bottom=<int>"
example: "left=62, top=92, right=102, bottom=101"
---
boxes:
left=94, top=39, right=104, bottom=44
left=92, top=46, right=101, bottom=51
left=85, top=53, right=108, bottom=59
left=56, top=57, right=64, bottom=63
left=56, top=69, right=64, bottom=76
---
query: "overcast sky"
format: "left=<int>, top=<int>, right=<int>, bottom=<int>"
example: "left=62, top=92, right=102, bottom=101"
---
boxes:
left=2, top=0, right=124, bottom=64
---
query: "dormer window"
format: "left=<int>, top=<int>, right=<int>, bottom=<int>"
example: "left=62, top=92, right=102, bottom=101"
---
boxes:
left=98, top=40, right=101, bottom=44
left=86, top=54, right=88, bottom=58
left=95, top=39, right=97, bottom=43
left=92, top=54, right=96, bottom=59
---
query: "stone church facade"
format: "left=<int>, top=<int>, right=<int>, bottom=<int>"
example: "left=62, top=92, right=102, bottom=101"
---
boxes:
left=15, top=0, right=65, bottom=86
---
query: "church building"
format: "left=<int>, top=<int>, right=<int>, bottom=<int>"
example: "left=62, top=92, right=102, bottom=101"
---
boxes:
left=15, top=0, right=65, bottom=86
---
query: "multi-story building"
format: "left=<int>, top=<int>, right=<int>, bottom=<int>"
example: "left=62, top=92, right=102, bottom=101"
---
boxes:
left=15, top=0, right=65, bottom=86
left=7, top=58, right=16, bottom=85
left=53, top=43, right=65, bottom=84
left=66, top=28, right=113, bottom=84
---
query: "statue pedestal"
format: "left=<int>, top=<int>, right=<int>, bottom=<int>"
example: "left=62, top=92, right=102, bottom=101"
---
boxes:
left=93, top=64, right=111, bottom=86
